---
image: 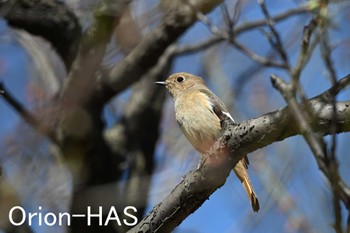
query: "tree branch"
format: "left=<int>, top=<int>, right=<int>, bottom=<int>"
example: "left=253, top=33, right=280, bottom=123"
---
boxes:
left=59, top=0, right=130, bottom=107
left=0, top=82, right=58, bottom=143
left=194, top=5, right=308, bottom=70
left=235, top=6, right=309, bottom=35
left=258, top=0, right=290, bottom=68
left=319, top=24, right=343, bottom=233
left=0, top=0, right=82, bottom=70
left=162, top=5, right=310, bottom=59
left=231, top=39, right=288, bottom=69
left=88, top=1, right=224, bottom=107
left=292, top=18, right=318, bottom=81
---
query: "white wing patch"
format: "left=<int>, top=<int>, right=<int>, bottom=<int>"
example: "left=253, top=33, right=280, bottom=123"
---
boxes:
left=200, top=89, right=235, bottom=123
left=222, top=111, right=234, bottom=122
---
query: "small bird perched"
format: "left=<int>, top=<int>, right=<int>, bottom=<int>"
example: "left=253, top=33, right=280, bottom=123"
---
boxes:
left=156, top=72, right=259, bottom=212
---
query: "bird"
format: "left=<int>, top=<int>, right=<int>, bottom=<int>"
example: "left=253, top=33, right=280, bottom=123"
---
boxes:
left=156, top=72, right=259, bottom=212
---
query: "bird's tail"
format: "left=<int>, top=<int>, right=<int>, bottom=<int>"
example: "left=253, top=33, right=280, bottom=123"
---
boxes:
left=233, top=159, right=260, bottom=212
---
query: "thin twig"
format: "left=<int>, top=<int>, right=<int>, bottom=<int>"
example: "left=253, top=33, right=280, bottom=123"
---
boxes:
left=220, top=3, right=234, bottom=39
left=235, top=6, right=309, bottom=34
left=129, top=5, right=309, bottom=81
left=221, top=3, right=233, bottom=29
left=258, top=0, right=290, bottom=68
left=320, top=26, right=342, bottom=233
left=290, top=18, right=320, bottom=134
left=271, top=74, right=325, bottom=165
left=173, top=37, right=223, bottom=55
left=292, top=18, right=318, bottom=82
left=320, top=30, right=338, bottom=148
left=195, top=10, right=229, bottom=39
left=195, top=4, right=307, bottom=70
left=231, top=40, right=288, bottom=69
left=317, top=74, right=350, bottom=101
left=0, top=82, right=57, bottom=143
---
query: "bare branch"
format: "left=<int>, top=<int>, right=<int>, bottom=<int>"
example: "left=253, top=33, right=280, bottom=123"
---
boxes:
left=195, top=6, right=287, bottom=69
left=0, top=82, right=58, bottom=143
left=271, top=74, right=327, bottom=157
left=88, top=1, right=224, bottom=107
left=320, top=25, right=342, bottom=233
left=166, top=37, right=223, bottom=57
left=231, top=40, right=288, bottom=69
left=220, top=3, right=234, bottom=37
left=292, top=18, right=318, bottom=81
left=128, top=133, right=231, bottom=233
left=195, top=4, right=307, bottom=69
left=176, top=5, right=309, bottom=59
left=196, top=9, right=228, bottom=39
left=140, top=5, right=309, bottom=74
left=59, top=0, right=130, bottom=107
left=0, top=0, right=82, bottom=69
left=258, top=0, right=290, bottom=68
left=235, top=6, right=309, bottom=34
left=318, top=74, right=350, bottom=101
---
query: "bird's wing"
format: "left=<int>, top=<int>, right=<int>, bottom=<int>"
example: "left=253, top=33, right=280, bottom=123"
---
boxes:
left=198, top=88, right=249, bottom=166
left=198, top=88, right=234, bottom=122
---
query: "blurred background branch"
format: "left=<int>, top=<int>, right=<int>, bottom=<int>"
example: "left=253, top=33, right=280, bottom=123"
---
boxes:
left=0, top=82, right=57, bottom=143
left=0, top=0, right=82, bottom=70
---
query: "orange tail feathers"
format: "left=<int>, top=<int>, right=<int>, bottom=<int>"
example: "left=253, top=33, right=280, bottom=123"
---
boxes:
left=233, top=159, right=260, bottom=212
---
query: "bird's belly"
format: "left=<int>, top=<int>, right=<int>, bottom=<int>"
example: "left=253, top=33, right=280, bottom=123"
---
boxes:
left=176, top=114, right=220, bottom=154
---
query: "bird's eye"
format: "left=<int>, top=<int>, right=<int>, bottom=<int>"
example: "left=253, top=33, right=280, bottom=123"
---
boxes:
left=177, top=76, right=185, bottom=83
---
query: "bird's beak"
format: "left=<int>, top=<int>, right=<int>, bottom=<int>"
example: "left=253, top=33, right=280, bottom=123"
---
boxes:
left=155, top=81, right=166, bottom=86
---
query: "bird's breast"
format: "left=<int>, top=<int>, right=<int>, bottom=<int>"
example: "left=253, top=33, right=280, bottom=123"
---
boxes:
left=174, top=94, right=221, bottom=154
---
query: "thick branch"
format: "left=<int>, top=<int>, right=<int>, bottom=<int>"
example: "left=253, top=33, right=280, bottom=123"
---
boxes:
left=59, top=0, right=130, bottom=107
left=0, top=0, right=82, bottom=69
left=129, top=75, right=350, bottom=232
left=88, top=1, right=224, bottom=107
left=128, top=134, right=231, bottom=233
